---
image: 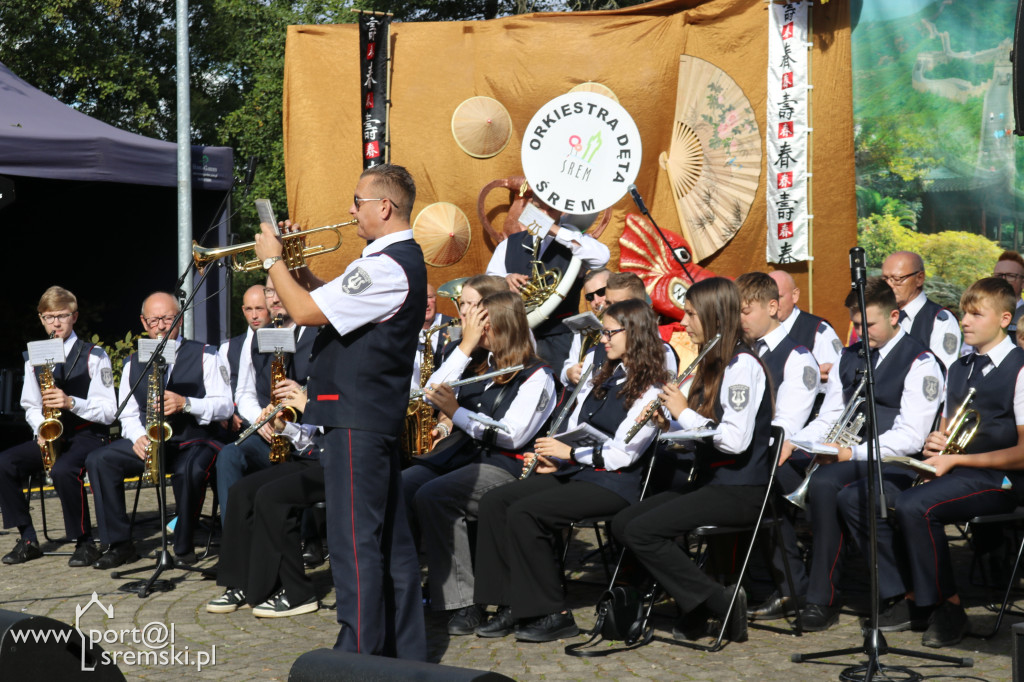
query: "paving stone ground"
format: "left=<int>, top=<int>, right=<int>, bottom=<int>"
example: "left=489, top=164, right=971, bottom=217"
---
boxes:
left=1, top=485, right=1016, bottom=680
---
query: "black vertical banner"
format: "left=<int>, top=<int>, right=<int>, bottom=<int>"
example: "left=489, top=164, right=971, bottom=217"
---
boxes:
left=359, top=12, right=391, bottom=168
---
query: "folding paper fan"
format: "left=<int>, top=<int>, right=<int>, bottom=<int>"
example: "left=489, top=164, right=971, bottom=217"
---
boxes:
left=618, top=212, right=720, bottom=321
left=568, top=81, right=619, bottom=104
left=413, top=202, right=472, bottom=267
left=451, top=96, right=513, bottom=159
left=658, top=55, right=762, bottom=261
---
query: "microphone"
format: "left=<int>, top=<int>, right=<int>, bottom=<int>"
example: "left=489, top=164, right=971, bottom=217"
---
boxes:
left=242, top=156, right=259, bottom=194
left=627, top=184, right=649, bottom=215
left=849, top=246, right=867, bottom=287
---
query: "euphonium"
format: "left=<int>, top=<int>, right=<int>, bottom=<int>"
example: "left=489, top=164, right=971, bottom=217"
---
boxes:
left=143, top=365, right=173, bottom=485
left=36, top=353, right=63, bottom=474
left=784, top=374, right=868, bottom=510
left=940, top=388, right=979, bottom=456
left=401, top=320, right=456, bottom=459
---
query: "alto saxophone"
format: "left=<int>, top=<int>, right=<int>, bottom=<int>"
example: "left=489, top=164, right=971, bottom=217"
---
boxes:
left=36, top=350, right=64, bottom=474
left=268, top=348, right=297, bottom=463
left=143, top=365, right=173, bottom=485
left=402, top=320, right=455, bottom=459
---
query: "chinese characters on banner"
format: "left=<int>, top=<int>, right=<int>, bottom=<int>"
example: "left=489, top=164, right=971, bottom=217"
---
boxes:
left=359, top=13, right=391, bottom=169
left=766, top=2, right=810, bottom=263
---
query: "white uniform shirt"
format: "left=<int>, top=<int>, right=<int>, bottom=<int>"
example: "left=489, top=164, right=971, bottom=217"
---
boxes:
left=235, top=324, right=308, bottom=425
left=21, top=331, right=116, bottom=435
left=670, top=351, right=768, bottom=455
left=561, top=337, right=678, bottom=386
left=116, top=338, right=233, bottom=445
left=780, top=307, right=842, bottom=387
left=793, top=328, right=943, bottom=461
left=900, top=290, right=961, bottom=371
left=562, top=366, right=660, bottom=471
left=485, top=226, right=610, bottom=277
left=219, top=327, right=255, bottom=413
left=949, top=335, right=1024, bottom=425
left=412, top=313, right=446, bottom=391
left=757, top=324, right=820, bottom=440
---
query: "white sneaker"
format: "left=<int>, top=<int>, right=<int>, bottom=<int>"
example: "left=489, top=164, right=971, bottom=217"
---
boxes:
left=207, top=588, right=248, bottom=613
left=252, top=590, right=318, bottom=618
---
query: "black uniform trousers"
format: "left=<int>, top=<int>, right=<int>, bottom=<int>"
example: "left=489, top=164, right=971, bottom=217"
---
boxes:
left=86, top=438, right=219, bottom=556
left=614, top=485, right=766, bottom=614
left=843, top=467, right=1018, bottom=607
left=805, top=460, right=915, bottom=606
left=0, top=432, right=106, bottom=540
left=217, top=458, right=324, bottom=607
left=473, top=474, right=632, bottom=620
left=321, top=427, right=425, bottom=661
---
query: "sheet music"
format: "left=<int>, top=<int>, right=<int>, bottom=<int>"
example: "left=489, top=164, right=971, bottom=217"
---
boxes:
left=138, top=338, right=177, bottom=365
left=257, top=327, right=297, bottom=354
left=27, top=338, right=65, bottom=367
left=562, top=312, right=602, bottom=334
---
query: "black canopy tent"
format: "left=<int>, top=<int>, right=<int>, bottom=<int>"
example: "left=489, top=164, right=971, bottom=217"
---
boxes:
left=0, top=61, right=235, bottom=374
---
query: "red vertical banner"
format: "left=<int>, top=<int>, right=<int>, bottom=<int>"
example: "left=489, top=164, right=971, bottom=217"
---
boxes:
left=358, top=12, right=391, bottom=169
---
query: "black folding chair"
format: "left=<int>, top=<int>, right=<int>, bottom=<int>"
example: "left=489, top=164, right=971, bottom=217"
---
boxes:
left=963, top=507, right=1024, bottom=639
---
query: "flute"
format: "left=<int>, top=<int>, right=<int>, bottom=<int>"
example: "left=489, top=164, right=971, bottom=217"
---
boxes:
left=409, top=364, right=524, bottom=400
left=234, top=387, right=307, bottom=446
left=520, top=364, right=595, bottom=480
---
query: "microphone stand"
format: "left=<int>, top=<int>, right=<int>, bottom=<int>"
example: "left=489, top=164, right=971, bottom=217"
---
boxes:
left=111, top=262, right=218, bottom=598
left=627, top=185, right=697, bottom=285
left=790, top=247, right=971, bottom=680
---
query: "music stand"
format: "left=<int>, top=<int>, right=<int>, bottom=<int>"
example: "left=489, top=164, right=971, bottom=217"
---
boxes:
left=790, top=248, right=972, bottom=680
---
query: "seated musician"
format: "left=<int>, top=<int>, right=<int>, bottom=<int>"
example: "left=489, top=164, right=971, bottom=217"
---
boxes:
left=612, top=277, right=773, bottom=643
left=471, top=298, right=664, bottom=642
left=735, top=272, right=819, bottom=620
left=402, top=291, right=555, bottom=635
left=560, top=267, right=610, bottom=385
left=840, top=277, right=1024, bottom=648
left=216, top=278, right=314, bottom=524
left=0, top=286, right=116, bottom=566
left=777, top=277, right=943, bottom=632
left=208, top=387, right=324, bottom=618
left=87, top=292, right=233, bottom=568
left=217, top=284, right=271, bottom=435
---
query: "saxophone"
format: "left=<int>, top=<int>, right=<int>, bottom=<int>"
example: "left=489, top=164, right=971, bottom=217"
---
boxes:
left=143, top=365, right=173, bottom=485
left=401, top=321, right=453, bottom=460
left=36, top=350, right=64, bottom=474
left=268, top=348, right=296, bottom=463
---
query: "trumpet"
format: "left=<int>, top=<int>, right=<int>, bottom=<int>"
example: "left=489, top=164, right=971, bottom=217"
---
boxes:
left=940, top=388, right=978, bottom=455
left=192, top=220, right=356, bottom=272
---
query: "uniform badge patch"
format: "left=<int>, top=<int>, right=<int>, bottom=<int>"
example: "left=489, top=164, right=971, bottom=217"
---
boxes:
left=923, top=375, right=940, bottom=402
left=341, top=267, right=373, bottom=295
left=728, top=385, right=750, bottom=411
left=536, top=389, right=550, bottom=413
left=220, top=365, right=230, bottom=385
left=100, top=368, right=113, bottom=388
left=942, top=333, right=957, bottom=355
left=803, top=365, right=817, bottom=391
left=832, top=339, right=843, bottom=354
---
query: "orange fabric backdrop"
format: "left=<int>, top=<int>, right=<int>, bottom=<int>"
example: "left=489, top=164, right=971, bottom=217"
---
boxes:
left=283, top=0, right=856, bottom=326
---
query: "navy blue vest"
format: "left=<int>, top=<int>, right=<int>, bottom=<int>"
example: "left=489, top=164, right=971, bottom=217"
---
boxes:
left=503, top=232, right=582, bottom=337
left=458, top=362, right=552, bottom=476
left=788, top=310, right=831, bottom=352
left=304, top=239, right=427, bottom=433
left=25, top=338, right=106, bottom=436
left=694, top=348, right=774, bottom=486
left=127, top=340, right=217, bottom=442
left=837, top=333, right=930, bottom=434
left=946, top=346, right=1024, bottom=456
left=251, top=326, right=316, bottom=406
left=760, top=334, right=799, bottom=397
left=225, top=332, right=246, bottom=397
left=907, top=297, right=944, bottom=348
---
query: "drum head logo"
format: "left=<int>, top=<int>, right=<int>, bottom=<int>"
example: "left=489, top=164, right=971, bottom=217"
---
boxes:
left=522, top=92, right=642, bottom=215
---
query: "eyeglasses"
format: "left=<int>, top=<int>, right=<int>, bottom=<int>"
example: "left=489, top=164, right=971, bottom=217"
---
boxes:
left=584, top=287, right=607, bottom=303
left=993, top=272, right=1024, bottom=281
left=143, top=315, right=177, bottom=327
left=263, top=287, right=277, bottom=298
left=354, top=195, right=399, bottom=210
left=882, top=271, right=921, bottom=286
left=599, top=328, right=626, bottom=340
left=39, top=313, right=73, bottom=323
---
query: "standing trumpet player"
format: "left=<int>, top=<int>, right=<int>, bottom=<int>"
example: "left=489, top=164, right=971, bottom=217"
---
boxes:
left=843, top=277, right=1024, bottom=648
left=0, top=286, right=115, bottom=567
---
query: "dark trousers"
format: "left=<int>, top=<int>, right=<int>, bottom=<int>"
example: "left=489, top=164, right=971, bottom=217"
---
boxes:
left=614, top=485, right=765, bottom=613
left=473, top=475, right=631, bottom=619
left=86, top=438, right=219, bottom=555
left=217, top=458, right=324, bottom=607
left=215, top=436, right=272, bottom=526
left=321, top=428, right=425, bottom=661
left=845, top=467, right=1018, bottom=607
left=805, top=460, right=914, bottom=606
left=0, top=432, right=106, bottom=540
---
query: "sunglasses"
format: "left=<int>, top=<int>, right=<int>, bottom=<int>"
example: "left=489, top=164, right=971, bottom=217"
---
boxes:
left=584, top=287, right=607, bottom=303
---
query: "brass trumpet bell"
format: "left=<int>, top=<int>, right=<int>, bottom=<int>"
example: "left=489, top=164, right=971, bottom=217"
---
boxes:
left=192, top=221, right=355, bottom=273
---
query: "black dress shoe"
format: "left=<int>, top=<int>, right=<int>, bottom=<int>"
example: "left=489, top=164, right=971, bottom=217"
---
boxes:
left=515, top=611, right=579, bottom=643
left=92, top=542, right=139, bottom=570
left=748, top=591, right=802, bottom=621
left=475, top=606, right=515, bottom=638
left=174, top=550, right=198, bottom=566
left=799, top=603, right=839, bottom=632
left=2, top=538, right=43, bottom=565
left=302, top=540, right=324, bottom=568
left=447, top=604, right=485, bottom=636
left=68, top=542, right=101, bottom=568
left=707, top=585, right=747, bottom=642
left=922, top=600, right=967, bottom=648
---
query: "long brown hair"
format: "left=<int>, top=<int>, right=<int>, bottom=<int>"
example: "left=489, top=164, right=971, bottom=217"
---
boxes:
left=686, top=277, right=746, bottom=419
left=474, top=291, right=538, bottom=384
left=590, top=299, right=667, bottom=408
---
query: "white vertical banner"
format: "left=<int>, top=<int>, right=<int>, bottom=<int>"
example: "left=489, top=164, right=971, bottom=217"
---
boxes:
left=766, top=1, right=811, bottom=263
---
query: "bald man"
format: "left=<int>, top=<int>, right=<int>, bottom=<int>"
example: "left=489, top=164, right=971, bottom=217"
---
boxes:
left=769, top=271, right=842, bottom=384
left=881, top=251, right=961, bottom=370
left=219, top=285, right=271, bottom=433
